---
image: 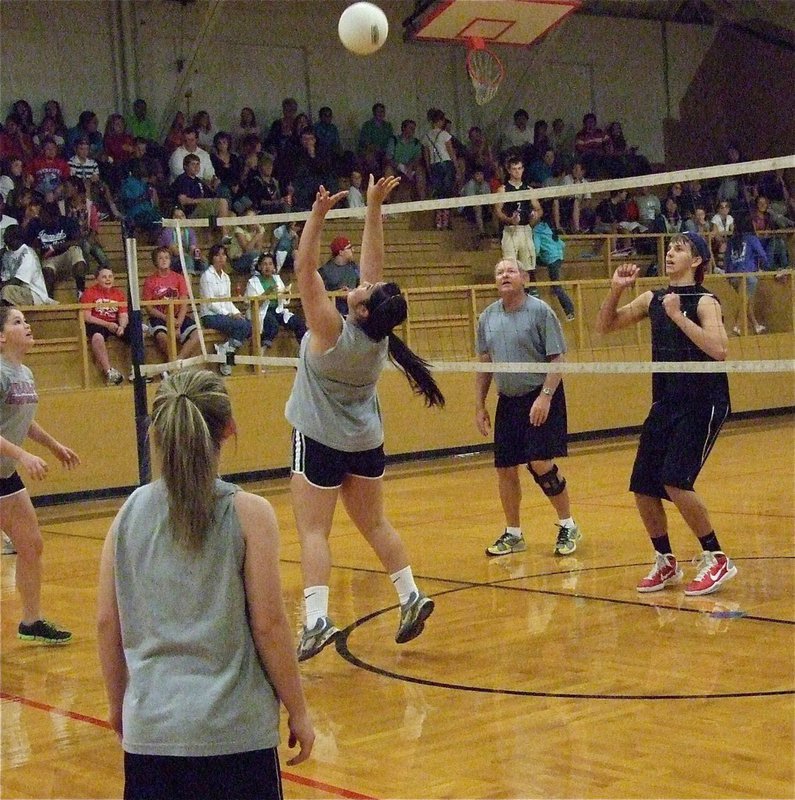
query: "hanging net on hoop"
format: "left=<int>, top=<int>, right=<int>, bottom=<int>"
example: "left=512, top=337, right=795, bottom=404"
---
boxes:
left=465, top=38, right=505, bottom=106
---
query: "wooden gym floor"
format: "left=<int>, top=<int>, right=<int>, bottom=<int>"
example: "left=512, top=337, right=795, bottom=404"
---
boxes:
left=1, top=415, right=793, bottom=799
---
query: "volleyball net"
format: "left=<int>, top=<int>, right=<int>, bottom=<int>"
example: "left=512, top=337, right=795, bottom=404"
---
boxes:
left=128, top=154, right=795, bottom=381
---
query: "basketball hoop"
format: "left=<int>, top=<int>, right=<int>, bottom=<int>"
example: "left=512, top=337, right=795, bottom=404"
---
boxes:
left=465, top=37, right=505, bottom=106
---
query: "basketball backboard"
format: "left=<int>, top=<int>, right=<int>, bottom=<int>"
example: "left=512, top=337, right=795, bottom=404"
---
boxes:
left=403, top=0, right=581, bottom=47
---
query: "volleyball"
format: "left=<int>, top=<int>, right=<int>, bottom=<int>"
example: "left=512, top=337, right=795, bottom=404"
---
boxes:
left=338, top=2, right=389, bottom=56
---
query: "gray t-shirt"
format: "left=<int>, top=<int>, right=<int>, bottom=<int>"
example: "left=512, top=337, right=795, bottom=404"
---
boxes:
left=285, top=317, right=388, bottom=452
left=113, top=478, right=280, bottom=756
left=0, top=360, right=38, bottom=479
left=476, top=295, right=567, bottom=396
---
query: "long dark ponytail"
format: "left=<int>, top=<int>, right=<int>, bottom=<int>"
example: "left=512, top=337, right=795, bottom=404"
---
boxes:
left=361, top=283, right=445, bottom=408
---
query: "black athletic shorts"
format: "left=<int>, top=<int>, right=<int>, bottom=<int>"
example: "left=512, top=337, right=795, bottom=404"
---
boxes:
left=629, top=397, right=730, bottom=500
left=291, top=429, right=385, bottom=489
left=124, top=747, right=282, bottom=800
left=494, top=386, right=568, bottom=468
left=0, top=471, right=25, bottom=498
left=85, top=323, right=131, bottom=342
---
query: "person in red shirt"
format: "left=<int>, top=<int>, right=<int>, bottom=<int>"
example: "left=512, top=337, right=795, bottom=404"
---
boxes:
left=24, top=139, right=70, bottom=202
left=142, top=247, right=201, bottom=364
left=81, top=267, right=129, bottom=385
left=0, top=115, right=35, bottom=162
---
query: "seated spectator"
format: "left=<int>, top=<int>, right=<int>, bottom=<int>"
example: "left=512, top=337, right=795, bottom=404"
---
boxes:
left=237, top=153, right=284, bottom=215
left=574, top=113, right=609, bottom=177
left=142, top=246, right=201, bottom=363
left=156, top=208, right=204, bottom=274
left=527, top=146, right=556, bottom=187
left=103, top=113, right=136, bottom=164
left=81, top=267, right=129, bottom=385
left=14, top=190, right=42, bottom=244
left=594, top=189, right=629, bottom=234
left=385, top=119, right=426, bottom=202
left=319, top=235, right=359, bottom=316
left=650, top=196, right=683, bottom=235
left=11, top=100, right=36, bottom=136
left=460, top=168, right=492, bottom=235
left=210, top=131, right=242, bottom=201
left=41, top=100, right=68, bottom=139
left=233, top=107, right=260, bottom=152
left=28, top=201, right=88, bottom=298
left=33, top=116, right=66, bottom=155
left=192, top=110, right=216, bottom=151
left=0, top=193, right=18, bottom=247
left=119, top=160, right=162, bottom=233
left=228, top=207, right=267, bottom=274
left=463, top=125, right=498, bottom=182
left=606, top=121, right=627, bottom=155
left=549, top=118, right=574, bottom=166
left=0, top=115, right=35, bottom=162
left=346, top=170, right=365, bottom=209
left=66, top=110, right=104, bottom=160
left=291, top=128, right=329, bottom=211
left=634, top=184, right=662, bottom=230
left=530, top=119, right=550, bottom=162
left=499, top=108, right=533, bottom=161
left=245, top=252, right=306, bottom=350
left=423, top=108, right=456, bottom=230
left=751, top=194, right=791, bottom=269
left=128, top=137, right=165, bottom=192
left=199, top=243, right=252, bottom=375
left=683, top=205, right=711, bottom=236
left=25, top=138, right=70, bottom=202
left=710, top=199, right=735, bottom=269
left=272, top=220, right=299, bottom=273
left=171, top=153, right=230, bottom=222
left=67, top=136, right=121, bottom=220
left=61, top=176, right=109, bottom=272
left=168, top=126, right=216, bottom=184
left=0, top=155, right=26, bottom=209
left=163, top=111, right=185, bottom=155
left=756, top=170, right=793, bottom=218
left=126, top=99, right=158, bottom=145
left=0, top=224, right=56, bottom=307
left=725, top=215, right=768, bottom=334
left=357, top=102, right=393, bottom=179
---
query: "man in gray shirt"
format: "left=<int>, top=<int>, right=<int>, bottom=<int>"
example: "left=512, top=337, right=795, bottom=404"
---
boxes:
left=475, top=258, right=581, bottom=557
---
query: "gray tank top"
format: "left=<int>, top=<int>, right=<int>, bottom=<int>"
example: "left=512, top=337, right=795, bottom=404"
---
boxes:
left=0, top=360, right=38, bottom=479
left=285, top=317, right=388, bottom=452
left=113, top=478, right=280, bottom=756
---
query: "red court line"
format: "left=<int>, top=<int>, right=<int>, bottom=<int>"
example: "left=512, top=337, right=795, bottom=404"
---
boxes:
left=0, top=691, right=379, bottom=799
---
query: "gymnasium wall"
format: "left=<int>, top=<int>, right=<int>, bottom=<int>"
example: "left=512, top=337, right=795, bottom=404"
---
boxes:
left=0, top=0, right=722, bottom=163
left=26, top=334, right=795, bottom=501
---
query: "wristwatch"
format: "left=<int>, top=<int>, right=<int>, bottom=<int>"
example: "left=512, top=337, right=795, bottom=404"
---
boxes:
left=541, top=386, right=553, bottom=396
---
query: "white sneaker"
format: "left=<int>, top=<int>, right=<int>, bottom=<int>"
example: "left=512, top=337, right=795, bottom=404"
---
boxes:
left=2, top=532, right=16, bottom=555
left=106, top=367, right=123, bottom=386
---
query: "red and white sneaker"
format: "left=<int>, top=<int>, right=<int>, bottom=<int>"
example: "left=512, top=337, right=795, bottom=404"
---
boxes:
left=684, top=551, right=737, bottom=596
left=636, top=552, right=683, bottom=593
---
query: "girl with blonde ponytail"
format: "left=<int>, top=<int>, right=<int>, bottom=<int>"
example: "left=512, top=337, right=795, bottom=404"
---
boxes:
left=98, top=370, right=314, bottom=799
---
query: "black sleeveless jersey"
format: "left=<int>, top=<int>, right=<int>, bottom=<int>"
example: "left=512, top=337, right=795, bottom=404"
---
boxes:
left=648, top=284, right=730, bottom=404
left=502, top=181, right=532, bottom=225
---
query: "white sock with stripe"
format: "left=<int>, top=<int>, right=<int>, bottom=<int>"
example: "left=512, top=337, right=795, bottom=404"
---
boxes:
left=304, top=585, right=329, bottom=628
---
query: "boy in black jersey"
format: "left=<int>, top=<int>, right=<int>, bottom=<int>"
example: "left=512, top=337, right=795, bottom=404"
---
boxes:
left=596, top=231, right=737, bottom=596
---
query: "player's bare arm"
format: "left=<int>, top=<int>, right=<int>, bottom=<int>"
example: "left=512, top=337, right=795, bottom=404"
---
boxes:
left=596, top=263, right=652, bottom=333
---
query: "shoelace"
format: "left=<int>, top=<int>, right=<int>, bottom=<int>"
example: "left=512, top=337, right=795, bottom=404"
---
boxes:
left=644, top=553, right=671, bottom=580
left=555, top=525, right=572, bottom=546
left=691, top=551, right=717, bottom=580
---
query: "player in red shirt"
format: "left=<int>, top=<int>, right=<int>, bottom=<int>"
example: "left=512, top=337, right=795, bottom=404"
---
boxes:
left=142, top=247, right=201, bottom=364
left=81, top=268, right=129, bottom=385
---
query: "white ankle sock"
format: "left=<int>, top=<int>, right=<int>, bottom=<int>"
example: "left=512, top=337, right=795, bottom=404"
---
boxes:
left=506, top=526, right=522, bottom=537
left=559, top=517, right=575, bottom=529
left=390, top=566, right=419, bottom=606
left=303, top=585, right=329, bottom=628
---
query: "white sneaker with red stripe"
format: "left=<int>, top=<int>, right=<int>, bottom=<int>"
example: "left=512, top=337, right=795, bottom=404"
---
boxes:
left=636, top=552, right=683, bottom=593
left=684, top=551, right=737, bottom=596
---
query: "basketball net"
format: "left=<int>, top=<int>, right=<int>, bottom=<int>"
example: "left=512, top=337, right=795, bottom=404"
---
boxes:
left=465, top=37, right=505, bottom=106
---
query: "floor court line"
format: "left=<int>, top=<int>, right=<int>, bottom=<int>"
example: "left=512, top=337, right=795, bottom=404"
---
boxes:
left=0, top=692, right=380, bottom=800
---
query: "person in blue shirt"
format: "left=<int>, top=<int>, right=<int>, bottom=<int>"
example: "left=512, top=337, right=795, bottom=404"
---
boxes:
left=533, top=217, right=575, bottom=320
left=724, top=214, right=769, bottom=335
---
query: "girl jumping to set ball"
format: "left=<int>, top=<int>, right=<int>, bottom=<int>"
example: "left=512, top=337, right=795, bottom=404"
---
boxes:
left=286, top=175, right=445, bottom=662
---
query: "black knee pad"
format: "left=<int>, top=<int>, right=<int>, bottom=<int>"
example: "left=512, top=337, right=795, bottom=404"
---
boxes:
left=529, top=464, right=567, bottom=497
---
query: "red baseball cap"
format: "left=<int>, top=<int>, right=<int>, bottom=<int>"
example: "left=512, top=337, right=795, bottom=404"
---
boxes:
left=330, top=236, right=351, bottom=256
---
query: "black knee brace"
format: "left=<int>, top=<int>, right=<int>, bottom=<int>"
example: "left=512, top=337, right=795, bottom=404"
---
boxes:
left=529, top=464, right=567, bottom=497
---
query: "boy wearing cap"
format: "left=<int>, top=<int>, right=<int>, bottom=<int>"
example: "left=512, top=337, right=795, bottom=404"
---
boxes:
left=596, top=232, right=736, bottom=597
left=319, top=236, right=360, bottom=316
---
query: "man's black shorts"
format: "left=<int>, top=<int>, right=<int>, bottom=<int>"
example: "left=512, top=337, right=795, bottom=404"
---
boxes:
left=291, top=429, right=385, bottom=489
left=494, top=385, right=568, bottom=468
left=629, top=398, right=730, bottom=499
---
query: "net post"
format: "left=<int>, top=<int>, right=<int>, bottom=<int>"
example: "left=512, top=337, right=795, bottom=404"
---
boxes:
left=125, top=234, right=152, bottom=485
